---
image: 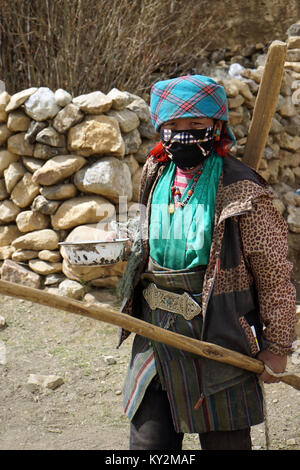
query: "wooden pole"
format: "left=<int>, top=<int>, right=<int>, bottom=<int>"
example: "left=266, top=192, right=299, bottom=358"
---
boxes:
left=243, top=40, right=287, bottom=170
left=0, top=279, right=299, bottom=391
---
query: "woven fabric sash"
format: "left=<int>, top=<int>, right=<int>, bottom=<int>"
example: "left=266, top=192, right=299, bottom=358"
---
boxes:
left=141, top=257, right=205, bottom=294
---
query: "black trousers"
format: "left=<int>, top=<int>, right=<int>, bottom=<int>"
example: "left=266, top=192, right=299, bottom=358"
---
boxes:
left=130, top=379, right=252, bottom=450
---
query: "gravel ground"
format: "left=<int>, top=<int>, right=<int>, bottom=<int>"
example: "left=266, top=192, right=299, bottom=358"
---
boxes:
left=0, top=292, right=299, bottom=451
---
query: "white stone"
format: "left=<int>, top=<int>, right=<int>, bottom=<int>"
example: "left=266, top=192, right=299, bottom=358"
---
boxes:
left=286, top=438, right=296, bottom=446
left=27, top=374, right=64, bottom=390
left=12, top=229, right=59, bottom=251
left=10, top=172, right=40, bottom=208
left=287, top=206, right=300, bottom=233
left=0, top=225, right=21, bottom=247
left=0, top=200, right=21, bottom=223
left=73, top=157, right=133, bottom=203
left=52, top=103, right=84, bottom=133
left=5, top=88, right=37, bottom=113
left=0, top=150, right=19, bottom=176
left=31, top=195, right=59, bottom=215
left=73, top=91, right=112, bottom=114
left=103, top=356, right=116, bottom=365
left=22, top=157, right=44, bottom=173
left=7, top=133, right=34, bottom=157
left=44, top=273, right=65, bottom=286
left=24, top=87, right=61, bottom=121
left=228, top=94, right=245, bottom=108
left=3, top=161, right=26, bottom=193
left=126, top=96, right=151, bottom=121
left=138, top=120, right=158, bottom=140
left=51, top=195, right=115, bottom=230
left=67, top=115, right=125, bottom=158
left=54, top=88, right=72, bottom=107
left=1, top=259, right=41, bottom=288
left=32, top=154, right=86, bottom=186
left=40, top=183, right=77, bottom=200
left=0, top=91, right=10, bottom=122
left=38, top=250, right=61, bottom=262
left=7, top=110, right=31, bottom=132
left=0, top=246, right=14, bottom=260
left=0, top=124, right=12, bottom=145
left=58, top=279, right=85, bottom=300
left=12, top=250, right=39, bottom=262
left=107, top=88, right=133, bottom=110
left=33, top=143, right=67, bottom=160
left=280, top=133, right=300, bottom=152
left=16, top=210, right=49, bottom=233
left=29, top=259, right=62, bottom=275
left=278, top=96, right=297, bottom=118
left=123, top=128, right=142, bottom=154
left=123, top=155, right=140, bottom=176
left=106, top=108, right=140, bottom=133
left=36, top=126, right=65, bottom=148
left=284, top=61, right=300, bottom=73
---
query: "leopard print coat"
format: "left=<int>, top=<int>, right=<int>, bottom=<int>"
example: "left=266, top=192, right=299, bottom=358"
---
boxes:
left=119, top=154, right=297, bottom=365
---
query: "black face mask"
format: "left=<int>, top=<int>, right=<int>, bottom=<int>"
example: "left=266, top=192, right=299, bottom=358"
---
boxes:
left=160, top=127, right=215, bottom=170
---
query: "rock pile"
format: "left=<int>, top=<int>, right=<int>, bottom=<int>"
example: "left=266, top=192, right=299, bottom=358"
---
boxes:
left=0, top=86, right=157, bottom=296
left=0, top=28, right=299, bottom=299
left=209, top=24, right=300, bottom=295
left=203, top=24, right=300, bottom=237
left=221, top=41, right=300, bottom=224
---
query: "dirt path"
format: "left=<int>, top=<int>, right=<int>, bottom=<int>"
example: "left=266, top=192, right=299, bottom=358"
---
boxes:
left=0, top=293, right=299, bottom=451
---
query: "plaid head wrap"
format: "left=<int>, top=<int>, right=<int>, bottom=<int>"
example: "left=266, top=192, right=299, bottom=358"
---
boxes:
left=150, top=75, right=236, bottom=158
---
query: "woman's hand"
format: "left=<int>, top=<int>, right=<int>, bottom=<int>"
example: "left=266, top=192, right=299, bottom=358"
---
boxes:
left=257, top=350, right=287, bottom=384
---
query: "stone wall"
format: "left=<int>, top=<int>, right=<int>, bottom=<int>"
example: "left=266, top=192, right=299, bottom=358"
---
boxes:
left=0, top=87, right=156, bottom=298
left=0, top=35, right=299, bottom=300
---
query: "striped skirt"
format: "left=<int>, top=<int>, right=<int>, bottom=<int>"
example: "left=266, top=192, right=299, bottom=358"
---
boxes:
left=123, top=259, right=264, bottom=433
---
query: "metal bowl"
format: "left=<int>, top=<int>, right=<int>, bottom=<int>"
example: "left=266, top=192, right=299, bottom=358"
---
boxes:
left=58, top=238, right=129, bottom=266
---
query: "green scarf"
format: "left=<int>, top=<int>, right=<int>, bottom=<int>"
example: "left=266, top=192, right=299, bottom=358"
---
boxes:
left=149, top=152, right=223, bottom=270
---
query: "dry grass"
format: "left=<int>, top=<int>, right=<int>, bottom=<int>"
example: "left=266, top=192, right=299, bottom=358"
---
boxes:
left=0, top=0, right=212, bottom=96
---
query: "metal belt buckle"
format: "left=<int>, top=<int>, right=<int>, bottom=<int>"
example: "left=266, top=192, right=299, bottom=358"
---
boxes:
left=143, top=283, right=201, bottom=321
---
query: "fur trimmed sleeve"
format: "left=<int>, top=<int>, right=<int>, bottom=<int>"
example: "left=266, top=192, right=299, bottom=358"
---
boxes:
left=239, top=197, right=297, bottom=355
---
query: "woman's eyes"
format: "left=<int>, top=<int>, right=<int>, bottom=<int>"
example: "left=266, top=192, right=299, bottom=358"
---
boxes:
left=164, top=122, right=207, bottom=129
left=190, top=122, right=207, bottom=128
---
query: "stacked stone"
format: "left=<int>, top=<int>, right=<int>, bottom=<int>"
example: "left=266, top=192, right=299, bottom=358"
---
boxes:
left=218, top=26, right=300, bottom=235
left=0, top=86, right=158, bottom=296
left=215, top=24, right=300, bottom=296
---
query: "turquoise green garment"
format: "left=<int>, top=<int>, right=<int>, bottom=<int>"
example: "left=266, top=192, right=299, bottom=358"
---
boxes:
left=149, top=152, right=223, bottom=270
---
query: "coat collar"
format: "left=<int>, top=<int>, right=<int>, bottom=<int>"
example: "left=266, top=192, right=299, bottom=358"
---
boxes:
left=215, top=155, right=273, bottom=225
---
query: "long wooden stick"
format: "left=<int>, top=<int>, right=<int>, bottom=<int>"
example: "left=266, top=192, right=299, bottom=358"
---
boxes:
left=0, top=279, right=299, bottom=391
left=243, top=40, right=287, bottom=170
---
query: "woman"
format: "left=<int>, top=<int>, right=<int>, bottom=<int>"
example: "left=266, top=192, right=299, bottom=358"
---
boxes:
left=118, top=75, right=296, bottom=450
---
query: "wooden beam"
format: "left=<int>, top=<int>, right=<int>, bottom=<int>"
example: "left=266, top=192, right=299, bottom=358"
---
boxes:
left=0, top=279, right=299, bottom=391
left=243, top=40, right=287, bottom=170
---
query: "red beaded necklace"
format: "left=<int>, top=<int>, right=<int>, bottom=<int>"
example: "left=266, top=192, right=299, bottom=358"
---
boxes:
left=168, top=165, right=203, bottom=213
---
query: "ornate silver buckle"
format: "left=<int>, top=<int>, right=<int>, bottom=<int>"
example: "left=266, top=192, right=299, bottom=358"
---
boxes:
left=143, top=283, right=202, bottom=321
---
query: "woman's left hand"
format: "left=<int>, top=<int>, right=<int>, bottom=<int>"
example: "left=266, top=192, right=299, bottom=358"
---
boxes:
left=257, top=350, right=287, bottom=384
